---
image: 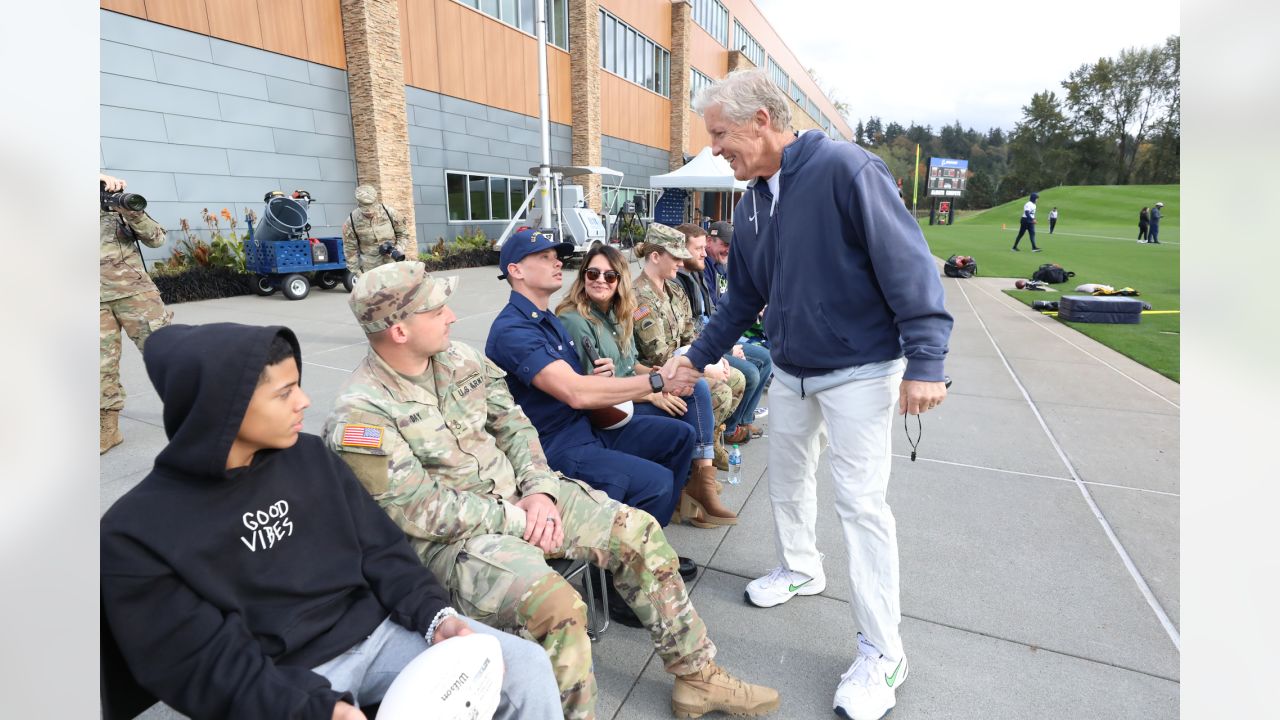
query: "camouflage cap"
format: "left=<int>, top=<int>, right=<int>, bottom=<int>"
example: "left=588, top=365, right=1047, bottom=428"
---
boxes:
left=348, top=261, right=458, bottom=333
left=642, top=222, right=692, bottom=259
left=355, top=184, right=378, bottom=206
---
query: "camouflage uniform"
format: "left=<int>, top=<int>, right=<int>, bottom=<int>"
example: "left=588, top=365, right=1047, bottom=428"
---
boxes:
left=342, top=186, right=412, bottom=275
left=633, top=275, right=745, bottom=433
left=323, top=265, right=717, bottom=720
left=100, top=208, right=172, bottom=413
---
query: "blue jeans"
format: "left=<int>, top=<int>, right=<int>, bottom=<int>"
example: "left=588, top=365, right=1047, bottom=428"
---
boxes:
left=548, top=414, right=695, bottom=525
left=725, top=343, right=773, bottom=432
left=312, top=616, right=561, bottom=719
left=633, top=378, right=715, bottom=461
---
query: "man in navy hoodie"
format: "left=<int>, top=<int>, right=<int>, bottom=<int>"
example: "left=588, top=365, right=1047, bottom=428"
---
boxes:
left=100, top=323, right=560, bottom=720
left=668, top=69, right=953, bottom=720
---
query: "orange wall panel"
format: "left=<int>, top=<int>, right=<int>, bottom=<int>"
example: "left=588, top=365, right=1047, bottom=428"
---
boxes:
left=599, top=0, right=670, bottom=48
left=434, top=0, right=467, bottom=99
left=401, top=0, right=440, bottom=90
left=144, top=0, right=210, bottom=35
left=685, top=110, right=711, bottom=156
left=458, top=11, right=489, bottom=106
left=688, top=30, right=727, bottom=78
left=206, top=0, right=264, bottom=48
left=102, top=0, right=147, bottom=15
left=258, top=0, right=311, bottom=61
left=301, top=0, right=346, bottom=68
left=600, top=73, right=669, bottom=150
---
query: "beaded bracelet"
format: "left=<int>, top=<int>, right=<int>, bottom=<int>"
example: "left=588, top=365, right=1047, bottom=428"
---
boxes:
left=424, top=606, right=459, bottom=647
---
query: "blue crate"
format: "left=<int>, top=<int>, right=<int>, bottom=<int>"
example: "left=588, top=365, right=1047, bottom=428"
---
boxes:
left=246, top=239, right=315, bottom=274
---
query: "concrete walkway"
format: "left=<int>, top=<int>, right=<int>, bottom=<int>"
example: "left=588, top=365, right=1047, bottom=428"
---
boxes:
left=102, top=264, right=1180, bottom=719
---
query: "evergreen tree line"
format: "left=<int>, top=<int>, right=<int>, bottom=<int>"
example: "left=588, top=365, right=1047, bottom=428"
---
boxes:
left=846, top=36, right=1179, bottom=210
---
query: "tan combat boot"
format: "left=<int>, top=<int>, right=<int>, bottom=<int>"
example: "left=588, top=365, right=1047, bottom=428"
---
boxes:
left=100, top=409, right=123, bottom=455
left=680, top=465, right=737, bottom=528
left=712, top=427, right=729, bottom=471
left=672, top=661, right=780, bottom=718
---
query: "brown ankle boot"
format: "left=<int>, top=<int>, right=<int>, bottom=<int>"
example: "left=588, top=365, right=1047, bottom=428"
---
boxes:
left=100, top=409, right=123, bottom=455
left=672, top=661, right=780, bottom=718
left=680, top=465, right=737, bottom=528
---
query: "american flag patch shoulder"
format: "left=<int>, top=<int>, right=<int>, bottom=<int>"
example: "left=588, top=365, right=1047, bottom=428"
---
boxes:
left=340, top=423, right=384, bottom=448
left=633, top=306, right=651, bottom=321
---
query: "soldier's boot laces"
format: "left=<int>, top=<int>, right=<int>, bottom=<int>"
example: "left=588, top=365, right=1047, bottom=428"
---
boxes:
left=100, top=410, right=123, bottom=455
left=681, top=465, right=737, bottom=528
left=672, top=661, right=780, bottom=718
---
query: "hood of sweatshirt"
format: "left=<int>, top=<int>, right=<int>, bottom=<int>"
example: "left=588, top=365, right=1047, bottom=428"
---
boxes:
left=144, top=322, right=301, bottom=480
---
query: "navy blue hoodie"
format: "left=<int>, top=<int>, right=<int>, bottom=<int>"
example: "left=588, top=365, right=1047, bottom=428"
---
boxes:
left=687, top=131, right=952, bottom=381
left=100, top=323, right=452, bottom=720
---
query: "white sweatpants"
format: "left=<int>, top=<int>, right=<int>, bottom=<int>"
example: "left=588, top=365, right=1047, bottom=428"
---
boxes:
left=766, top=366, right=904, bottom=661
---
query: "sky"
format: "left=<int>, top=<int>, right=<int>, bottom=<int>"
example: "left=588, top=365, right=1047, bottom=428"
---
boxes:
left=753, top=0, right=1180, bottom=135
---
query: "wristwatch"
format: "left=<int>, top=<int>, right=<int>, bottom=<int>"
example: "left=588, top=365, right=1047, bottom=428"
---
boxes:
left=648, top=371, right=665, bottom=393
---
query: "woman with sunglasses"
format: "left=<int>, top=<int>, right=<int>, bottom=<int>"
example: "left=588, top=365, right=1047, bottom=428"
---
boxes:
left=556, top=244, right=732, bottom=529
left=631, top=225, right=744, bottom=528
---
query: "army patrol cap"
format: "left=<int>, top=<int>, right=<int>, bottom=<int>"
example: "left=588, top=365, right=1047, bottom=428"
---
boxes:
left=708, top=221, right=733, bottom=242
left=641, top=222, right=692, bottom=259
left=354, top=184, right=378, bottom=206
left=349, top=261, right=458, bottom=333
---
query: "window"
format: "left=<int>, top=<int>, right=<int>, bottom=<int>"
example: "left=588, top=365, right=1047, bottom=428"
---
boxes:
left=446, top=171, right=536, bottom=223
left=598, top=9, right=671, bottom=97
left=692, top=0, right=728, bottom=47
left=767, top=57, right=788, bottom=92
left=732, top=20, right=764, bottom=67
left=457, top=0, right=567, bottom=51
left=790, top=81, right=807, bottom=111
left=690, top=68, right=712, bottom=104
left=808, top=97, right=820, bottom=121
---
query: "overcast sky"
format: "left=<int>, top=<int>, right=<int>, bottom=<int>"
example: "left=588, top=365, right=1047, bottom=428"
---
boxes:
left=753, top=0, right=1180, bottom=134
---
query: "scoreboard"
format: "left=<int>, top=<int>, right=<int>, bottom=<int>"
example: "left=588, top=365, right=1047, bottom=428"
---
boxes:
left=927, top=157, right=968, bottom=197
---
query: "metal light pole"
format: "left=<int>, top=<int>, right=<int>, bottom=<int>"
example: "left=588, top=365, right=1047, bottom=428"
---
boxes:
left=534, top=0, right=553, bottom=228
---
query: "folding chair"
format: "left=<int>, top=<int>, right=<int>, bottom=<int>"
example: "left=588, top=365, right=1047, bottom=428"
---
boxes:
left=549, top=558, right=610, bottom=640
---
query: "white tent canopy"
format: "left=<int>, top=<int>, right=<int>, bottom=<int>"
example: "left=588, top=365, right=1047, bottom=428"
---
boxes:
left=649, top=146, right=747, bottom=191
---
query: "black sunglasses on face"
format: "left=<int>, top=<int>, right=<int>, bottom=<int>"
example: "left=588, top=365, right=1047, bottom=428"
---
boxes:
left=584, top=268, right=620, bottom=283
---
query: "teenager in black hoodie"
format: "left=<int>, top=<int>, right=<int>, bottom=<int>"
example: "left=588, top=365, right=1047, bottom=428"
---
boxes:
left=100, top=323, right=560, bottom=720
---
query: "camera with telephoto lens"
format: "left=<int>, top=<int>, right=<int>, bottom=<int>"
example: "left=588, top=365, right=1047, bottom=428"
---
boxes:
left=378, top=241, right=406, bottom=261
left=100, top=181, right=147, bottom=213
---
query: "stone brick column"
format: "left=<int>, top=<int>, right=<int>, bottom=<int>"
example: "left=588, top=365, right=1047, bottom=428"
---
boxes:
left=668, top=0, right=692, bottom=170
left=341, top=0, right=416, bottom=244
left=568, top=0, right=602, bottom=212
left=727, top=49, right=754, bottom=73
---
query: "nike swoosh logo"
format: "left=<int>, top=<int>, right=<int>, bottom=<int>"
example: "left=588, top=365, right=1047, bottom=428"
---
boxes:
left=885, top=659, right=904, bottom=688
left=787, top=579, right=813, bottom=593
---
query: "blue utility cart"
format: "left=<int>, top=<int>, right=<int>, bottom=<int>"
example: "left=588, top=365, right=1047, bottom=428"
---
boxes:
left=244, top=191, right=354, bottom=300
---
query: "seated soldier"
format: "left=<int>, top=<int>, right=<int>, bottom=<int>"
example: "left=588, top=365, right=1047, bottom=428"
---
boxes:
left=483, top=229, right=696, bottom=529
left=323, top=262, right=781, bottom=720
left=101, top=323, right=560, bottom=720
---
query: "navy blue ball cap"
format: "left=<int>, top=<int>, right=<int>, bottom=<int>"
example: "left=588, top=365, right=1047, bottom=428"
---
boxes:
left=1029, top=192, right=1039, bottom=202
left=498, top=228, right=574, bottom=280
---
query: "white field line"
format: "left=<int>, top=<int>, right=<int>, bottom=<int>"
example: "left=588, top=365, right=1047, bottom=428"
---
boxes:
left=966, top=281, right=1180, bottom=410
left=891, top=453, right=1179, bottom=498
left=999, top=227, right=1180, bottom=245
left=952, top=278, right=1181, bottom=651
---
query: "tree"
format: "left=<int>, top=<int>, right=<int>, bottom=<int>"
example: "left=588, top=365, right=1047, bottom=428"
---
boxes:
left=1062, top=40, right=1176, bottom=184
left=855, top=119, right=865, bottom=145
left=1008, top=91, right=1074, bottom=190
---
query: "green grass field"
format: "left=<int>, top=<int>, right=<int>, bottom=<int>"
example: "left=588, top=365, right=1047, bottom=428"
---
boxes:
left=920, top=185, right=1180, bottom=381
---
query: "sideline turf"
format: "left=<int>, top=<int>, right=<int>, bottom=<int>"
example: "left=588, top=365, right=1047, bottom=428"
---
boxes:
left=921, top=185, right=1180, bottom=381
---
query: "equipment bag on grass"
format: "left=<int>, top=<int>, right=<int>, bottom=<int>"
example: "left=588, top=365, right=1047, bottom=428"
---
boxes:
left=1031, top=263, right=1075, bottom=284
left=944, top=254, right=978, bottom=278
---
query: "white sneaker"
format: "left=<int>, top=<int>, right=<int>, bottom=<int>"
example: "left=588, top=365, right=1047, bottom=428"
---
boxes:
left=743, top=565, right=825, bottom=607
left=833, top=634, right=908, bottom=720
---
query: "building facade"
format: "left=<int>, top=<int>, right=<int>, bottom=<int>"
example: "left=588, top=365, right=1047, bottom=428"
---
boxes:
left=100, top=0, right=852, bottom=259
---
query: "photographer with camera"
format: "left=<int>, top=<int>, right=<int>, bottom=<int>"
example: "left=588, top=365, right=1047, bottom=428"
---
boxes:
left=342, top=184, right=412, bottom=279
left=99, top=172, right=173, bottom=454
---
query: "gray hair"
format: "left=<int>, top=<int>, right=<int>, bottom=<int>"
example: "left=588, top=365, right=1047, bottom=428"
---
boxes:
left=691, top=68, right=792, bottom=132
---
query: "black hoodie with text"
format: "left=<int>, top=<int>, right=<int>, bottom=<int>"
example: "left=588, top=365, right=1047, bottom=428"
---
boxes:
left=101, top=323, right=452, bottom=720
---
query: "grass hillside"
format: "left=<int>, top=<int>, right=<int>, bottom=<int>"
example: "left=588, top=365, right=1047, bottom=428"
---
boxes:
left=921, top=185, right=1180, bottom=381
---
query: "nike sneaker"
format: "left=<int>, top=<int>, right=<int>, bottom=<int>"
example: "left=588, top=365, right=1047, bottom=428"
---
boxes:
left=744, top=565, right=825, bottom=608
left=833, top=634, right=908, bottom=720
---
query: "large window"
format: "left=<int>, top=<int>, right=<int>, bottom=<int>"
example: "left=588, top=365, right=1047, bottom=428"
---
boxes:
left=732, top=20, right=764, bottom=67
left=692, top=0, right=728, bottom=46
left=790, top=81, right=807, bottom=113
left=457, top=0, right=568, bottom=50
left=767, top=57, right=789, bottom=92
left=599, top=9, right=671, bottom=97
left=446, top=171, right=536, bottom=223
left=690, top=68, right=712, bottom=104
